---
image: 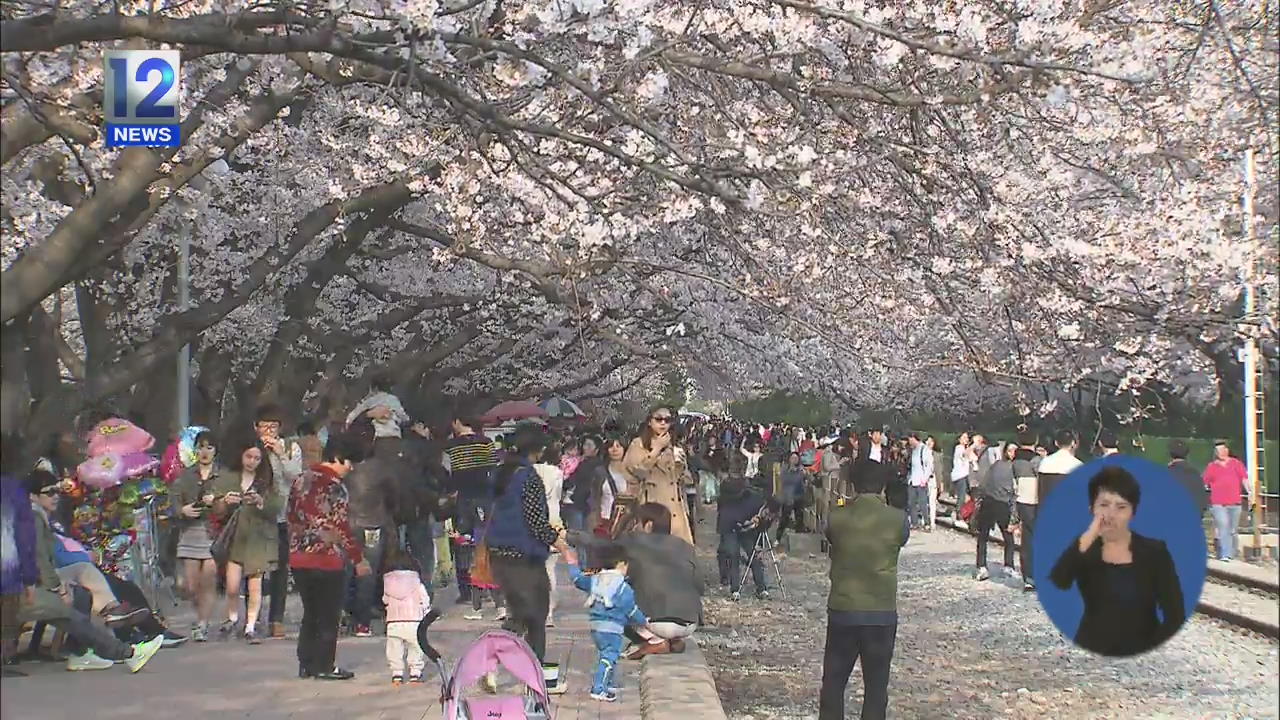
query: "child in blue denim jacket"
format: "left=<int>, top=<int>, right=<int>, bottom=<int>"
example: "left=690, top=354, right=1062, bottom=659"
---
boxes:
left=565, top=544, right=661, bottom=702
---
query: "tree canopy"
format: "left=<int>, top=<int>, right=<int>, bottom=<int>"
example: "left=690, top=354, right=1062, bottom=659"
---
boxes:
left=2, top=0, right=1276, bottom=441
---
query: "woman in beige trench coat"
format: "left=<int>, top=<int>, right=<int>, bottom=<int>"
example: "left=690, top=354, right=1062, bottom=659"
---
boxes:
left=623, top=406, right=694, bottom=545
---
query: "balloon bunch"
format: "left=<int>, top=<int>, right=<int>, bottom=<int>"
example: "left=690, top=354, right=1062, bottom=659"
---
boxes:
left=65, top=418, right=170, bottom=577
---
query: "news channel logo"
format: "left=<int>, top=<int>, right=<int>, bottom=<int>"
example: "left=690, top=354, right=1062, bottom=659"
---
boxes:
left=103, top=50, right=181, bottom=148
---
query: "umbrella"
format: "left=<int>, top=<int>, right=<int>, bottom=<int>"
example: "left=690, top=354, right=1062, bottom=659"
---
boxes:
left=540, top=397, right=586, bottom=419
left=481, top=400, right=548, bottom=425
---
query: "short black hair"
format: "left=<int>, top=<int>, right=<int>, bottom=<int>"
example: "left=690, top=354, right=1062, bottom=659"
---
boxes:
left=255, top=403, right=286, bottom=425
left=634, top=502, right=672, bottom=534
left=594, top=542, right=628, bottom=569
left=1016, top=427, right=1038, bottom=447
left=1169, top=439, right=1190, bottom=460
left=851, top=464, right=887, bottom=495
left=1088, top=466, right=1141, bottom=512
left=540, top=444, right=562, bottom=466
left=370, top=372, right=394, bottom=393
left=26, top=468, right=59, bottom=495
left=1098, top=429, right=1118, bottom=449
left=1055, top=428, right=1077, bottom=449
left=323, top=430, right=368, bottom=465
left=296, top=421, right=317, bottom=437
left=194, top=430, right=216, bottom=448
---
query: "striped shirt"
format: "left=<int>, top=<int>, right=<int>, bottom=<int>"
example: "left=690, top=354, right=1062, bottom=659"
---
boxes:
left=446, top=434, right=498, bottom=499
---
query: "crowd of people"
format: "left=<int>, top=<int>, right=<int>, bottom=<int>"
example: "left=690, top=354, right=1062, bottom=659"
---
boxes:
left=0, top=392, right=1259, bottom=716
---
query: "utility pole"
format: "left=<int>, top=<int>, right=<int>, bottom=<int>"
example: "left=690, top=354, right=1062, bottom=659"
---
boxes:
left=1240, top=149, right=1265, bottom=554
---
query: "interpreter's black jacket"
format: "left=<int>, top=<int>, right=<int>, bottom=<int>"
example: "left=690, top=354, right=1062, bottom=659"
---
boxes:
left=1050, top=531, right=1185, bottom=657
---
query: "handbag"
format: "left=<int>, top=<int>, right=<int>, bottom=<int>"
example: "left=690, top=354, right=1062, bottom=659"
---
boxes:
left=959, top=496, right=977, bottom=523
left=210, top=506, right=242, bottom=563
left=470, top=541, right=495, bottom=588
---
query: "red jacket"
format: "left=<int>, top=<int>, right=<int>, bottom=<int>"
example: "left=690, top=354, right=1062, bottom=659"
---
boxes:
left=288, top=464, right=363, bottom=571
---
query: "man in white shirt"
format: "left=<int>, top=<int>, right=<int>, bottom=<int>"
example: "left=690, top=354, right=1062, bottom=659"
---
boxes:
left=906, top=434, right=934, bottom=530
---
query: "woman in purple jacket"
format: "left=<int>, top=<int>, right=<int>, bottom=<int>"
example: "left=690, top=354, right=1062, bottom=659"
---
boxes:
left=2, top=454, right=40, bottom=676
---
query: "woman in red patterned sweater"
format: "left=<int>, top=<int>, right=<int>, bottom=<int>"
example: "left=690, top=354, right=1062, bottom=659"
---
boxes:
left=288, top=431, right=371, bottom=681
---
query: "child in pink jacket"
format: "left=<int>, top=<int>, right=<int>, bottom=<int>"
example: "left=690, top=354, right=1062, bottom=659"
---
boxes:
left=382, top=547, right=432, bottom=685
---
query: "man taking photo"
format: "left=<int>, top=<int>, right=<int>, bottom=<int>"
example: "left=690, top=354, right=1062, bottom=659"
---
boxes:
left=820, top=454, right=909, bottom=720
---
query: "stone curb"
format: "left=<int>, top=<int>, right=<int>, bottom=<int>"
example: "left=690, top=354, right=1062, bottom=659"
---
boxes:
left=638, top=637, right=729, bottom=720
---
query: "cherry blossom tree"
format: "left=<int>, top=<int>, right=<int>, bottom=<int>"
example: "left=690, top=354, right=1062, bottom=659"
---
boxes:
left=1, top=0, right=1275, bottom=445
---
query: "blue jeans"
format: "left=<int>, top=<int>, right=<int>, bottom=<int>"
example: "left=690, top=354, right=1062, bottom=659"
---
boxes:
left=720, top=530, right=767, bottom=595
left=352, top=526, right=389, bottom=626
left=1211, top=504, right=1242, bottom=560
left=402, top=520, right=435, bottom=581
left=591, top=631, right=623, bottom=694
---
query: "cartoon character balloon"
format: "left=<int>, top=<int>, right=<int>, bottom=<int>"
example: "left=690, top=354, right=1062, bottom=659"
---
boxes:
left=86, top=418, right=155, bottom=457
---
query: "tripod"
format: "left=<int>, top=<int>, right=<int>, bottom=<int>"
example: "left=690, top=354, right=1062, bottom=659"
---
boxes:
left=739, top=528, right=788, bottom=600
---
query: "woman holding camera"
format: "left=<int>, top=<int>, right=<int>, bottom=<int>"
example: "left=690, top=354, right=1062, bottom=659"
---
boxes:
left=173, top=431, right=222, bottom=642
left=211, top=435, right=282, bottom=644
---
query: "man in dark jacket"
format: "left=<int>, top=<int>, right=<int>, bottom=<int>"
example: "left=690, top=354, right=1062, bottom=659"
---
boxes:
left=716, top=476, right=771, bottom=600
left=398, top=420, right=451, bottom=590
left=344, top=418, right=404, bottom=637
left=1168, top=439, right=1208, bottom=516
left=821, top=457, right=909, bottom=720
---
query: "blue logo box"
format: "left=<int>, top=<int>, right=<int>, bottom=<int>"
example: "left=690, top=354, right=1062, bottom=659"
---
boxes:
left=103, top=49, right=181, bottom=148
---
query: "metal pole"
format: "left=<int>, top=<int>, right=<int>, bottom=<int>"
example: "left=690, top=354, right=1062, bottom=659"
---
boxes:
left=177, top=224, right=191, bottom=431
left=1241, top=149, right=1261, bottom=553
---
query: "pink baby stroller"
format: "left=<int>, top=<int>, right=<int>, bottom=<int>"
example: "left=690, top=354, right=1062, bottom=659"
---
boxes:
left=418, top=611, right=551, bottom=720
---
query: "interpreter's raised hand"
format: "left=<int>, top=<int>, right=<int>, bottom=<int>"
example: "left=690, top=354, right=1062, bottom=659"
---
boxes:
left=1079, top=512, right=1104, bottom=552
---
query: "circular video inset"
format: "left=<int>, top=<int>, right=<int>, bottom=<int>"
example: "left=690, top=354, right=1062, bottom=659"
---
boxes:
left=1032, top=455, right=1207, bottom=657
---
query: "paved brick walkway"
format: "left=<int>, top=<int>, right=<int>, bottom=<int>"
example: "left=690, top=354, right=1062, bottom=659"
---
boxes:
left=1, top=563, right=642, bottom=720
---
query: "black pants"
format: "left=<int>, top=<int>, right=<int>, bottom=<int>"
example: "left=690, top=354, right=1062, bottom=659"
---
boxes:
left=103, top=574, right=166, bottom=642
left=490, top=554, right=550, bottom=661
left=975, top=500, right=1016, bottom=570
left=1015, top=503, right=1038, bottom=579
left=269, top=522, right=290, bottom=624
left=294, top=568, right=344, bottom=674
left=776, top=502, right=806, bottom=540
left=819, top=622, right=896, bottom=720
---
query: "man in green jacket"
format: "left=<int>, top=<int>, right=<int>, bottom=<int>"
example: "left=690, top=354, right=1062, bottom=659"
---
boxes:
left=820, top=462, right=910, bottom=720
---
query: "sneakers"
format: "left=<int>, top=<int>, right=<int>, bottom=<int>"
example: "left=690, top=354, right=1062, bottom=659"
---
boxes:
left=729, top=591, right=741, bottom=602
left=409, top=674, right=424, bottom=684
left=545, top=615, right=556, bottom=628
left=975, top=567, right=990, bottom=581
left=353, top=624, right=373, bottom=638
left=102, top=604, right=148, bottom=628
left=463, top=611, right=485, bottom=621
left=125, top=635, right=164, bottom=673
left=954, top=520, right=969, bottom=530
left=191, top=622, right=208, bottom=642
left=161, top=629, right=189, bottom=648
left=391, top=675, right=404, bottom=687
left=1004, top=567, right=1021, bottom=582
left=217, top=619, right=237, bottom=639
left=590, top=690, right=619, bottom=703
left=245, top=629, right=262, bottom=645
left=66, top=650, right=115, bottom=671
left=1023, top=578, right=1036, bottom=592
left=495, top=608, right=508, bottom=622
left=757, top=590, right=771, bottom=600
left=269, top=621, right=286, bottom=639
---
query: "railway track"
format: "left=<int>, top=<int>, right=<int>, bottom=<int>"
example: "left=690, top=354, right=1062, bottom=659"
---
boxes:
left=931, top=497, right=1280, bottom=639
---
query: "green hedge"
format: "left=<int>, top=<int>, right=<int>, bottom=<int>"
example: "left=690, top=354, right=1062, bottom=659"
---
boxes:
left=919, top=431, right=1278, bottom=494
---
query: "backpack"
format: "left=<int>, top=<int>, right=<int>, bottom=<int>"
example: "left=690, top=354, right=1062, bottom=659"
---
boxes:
left=799, top=448, right=817, bottom=466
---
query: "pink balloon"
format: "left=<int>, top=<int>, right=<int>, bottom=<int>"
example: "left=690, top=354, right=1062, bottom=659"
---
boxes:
left=119, top=452, right=160, bottom=479
left=78, top=453, right=127, bottom=489
left=86, top=418, right=155, bottom=457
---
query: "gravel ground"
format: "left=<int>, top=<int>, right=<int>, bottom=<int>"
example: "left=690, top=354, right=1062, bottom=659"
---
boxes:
left=694, top=520, right=1280, bottom=720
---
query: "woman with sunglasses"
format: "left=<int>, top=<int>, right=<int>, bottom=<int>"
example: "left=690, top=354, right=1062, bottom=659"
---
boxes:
left=623, top=407, right=693, bottom=545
